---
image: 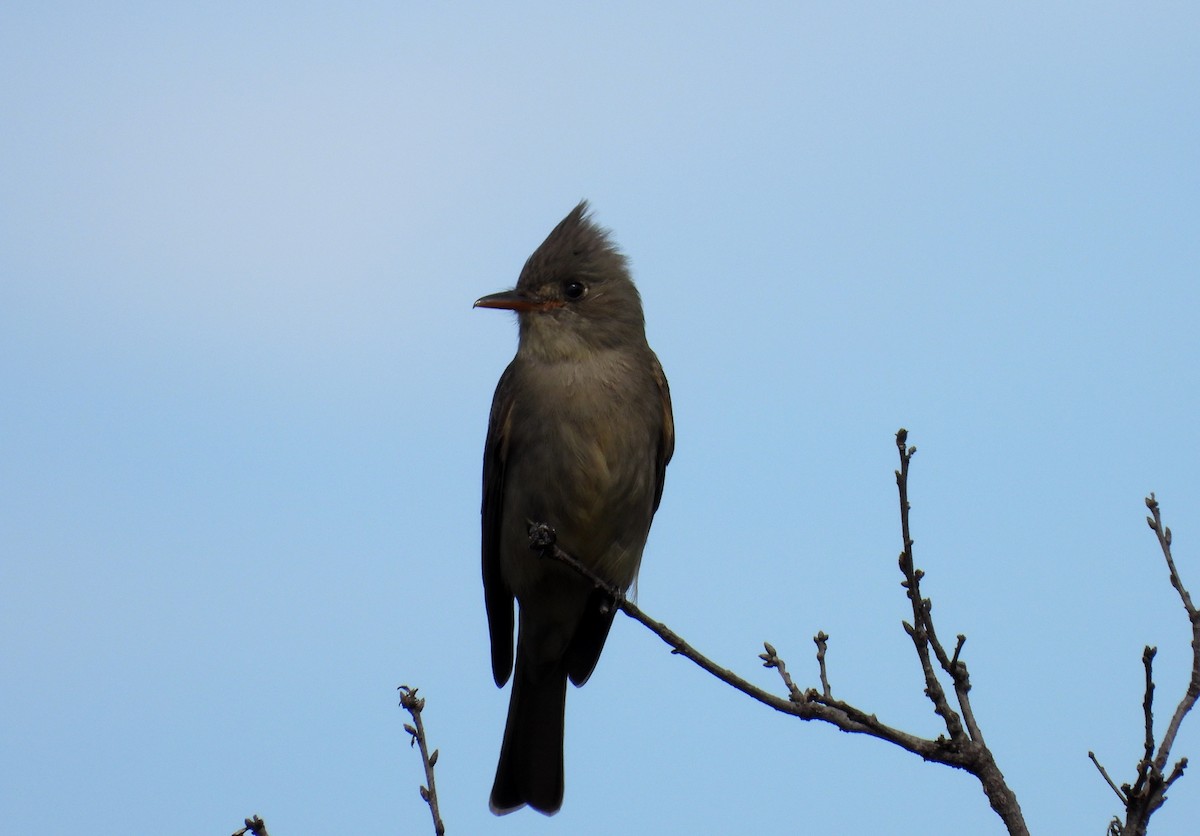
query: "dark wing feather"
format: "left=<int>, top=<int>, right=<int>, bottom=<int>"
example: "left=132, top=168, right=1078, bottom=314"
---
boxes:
left=652, top=357, right=674, bottom=513
left=483, top=363, right=518, bottom=686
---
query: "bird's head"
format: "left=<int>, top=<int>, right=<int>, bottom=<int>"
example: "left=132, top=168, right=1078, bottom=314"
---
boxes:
left=474, top=202, right=647, bottom=362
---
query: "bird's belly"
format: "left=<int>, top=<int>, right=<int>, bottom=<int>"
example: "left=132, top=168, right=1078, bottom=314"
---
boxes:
left=501, top=413, right=655, bottom=593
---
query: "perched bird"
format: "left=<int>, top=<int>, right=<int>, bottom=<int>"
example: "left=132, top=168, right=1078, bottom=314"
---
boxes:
left=475, top=202, right=674, bottom=815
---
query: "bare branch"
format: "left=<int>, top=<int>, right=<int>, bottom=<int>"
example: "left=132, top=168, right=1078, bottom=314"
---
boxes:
left=1095, top=495, right=1200, bottom=835
left=1145, top=496, right=1200, bottom=775
left=531, top=520, right=949, bottom=755
left=895, top=431, right=967, bottom=743
left=398, top=685, right=446, bottom=836
left=528, top=429, right=1029, bottom=835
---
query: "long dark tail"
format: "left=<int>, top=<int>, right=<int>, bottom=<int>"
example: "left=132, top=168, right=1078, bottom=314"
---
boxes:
left=489, top=644, right=567, bottom=815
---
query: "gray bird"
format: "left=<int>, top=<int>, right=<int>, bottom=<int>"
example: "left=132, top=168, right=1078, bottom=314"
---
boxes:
left=475, top=202, right=674, bottom=815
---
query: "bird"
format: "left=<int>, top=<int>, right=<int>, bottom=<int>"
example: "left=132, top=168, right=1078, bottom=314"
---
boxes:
left=475, top=201, right=674, bottom=815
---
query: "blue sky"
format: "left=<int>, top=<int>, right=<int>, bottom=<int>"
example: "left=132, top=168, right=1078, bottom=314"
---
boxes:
left=3, top=3, right=1198, bottom=834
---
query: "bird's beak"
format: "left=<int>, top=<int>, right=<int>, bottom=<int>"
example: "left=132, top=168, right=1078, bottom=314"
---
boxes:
left=474, top=290, right=563, bottom=312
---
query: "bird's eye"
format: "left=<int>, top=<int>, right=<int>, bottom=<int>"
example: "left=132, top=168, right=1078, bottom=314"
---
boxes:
left=563, top=280, right=587, bottom=301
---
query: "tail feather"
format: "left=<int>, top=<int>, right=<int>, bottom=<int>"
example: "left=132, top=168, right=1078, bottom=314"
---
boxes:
left=489, top=648, right=567, bottom=815
left=566, top=589, right=617, bottom=686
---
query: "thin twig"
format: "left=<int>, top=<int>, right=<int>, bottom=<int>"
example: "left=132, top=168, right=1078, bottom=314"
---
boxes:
left=814, top=632, right=832, bottom=699
left=1140, top=647, right=1158, bottom=782
left=399, top=685, right=446, bottom=836
left=1163, top=757, right=1189, bottom=790
left=1147, top=494, right=1197, bottom=618
left=1090, top=751, right=1127, bottom=802
left=950, top=634, right=966, bottom=669
left=761, top=641, right=807, bottom=703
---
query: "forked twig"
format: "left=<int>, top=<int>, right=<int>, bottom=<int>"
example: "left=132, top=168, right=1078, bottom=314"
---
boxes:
left=1094, top=494, right=1198, bottom=835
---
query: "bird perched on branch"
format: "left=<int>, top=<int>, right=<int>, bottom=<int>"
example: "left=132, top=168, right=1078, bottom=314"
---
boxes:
left=475, top=202, right=674, bottom=815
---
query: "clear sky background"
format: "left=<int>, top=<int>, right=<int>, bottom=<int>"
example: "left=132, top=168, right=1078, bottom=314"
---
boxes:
left=3, top=4, right=1198, bottom=835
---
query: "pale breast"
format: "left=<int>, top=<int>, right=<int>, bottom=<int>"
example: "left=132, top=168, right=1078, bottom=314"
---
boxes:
left=502, top=350, right=662, bottom=585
